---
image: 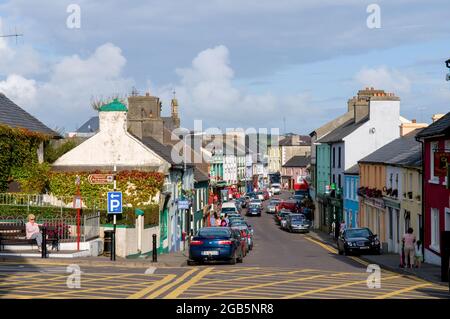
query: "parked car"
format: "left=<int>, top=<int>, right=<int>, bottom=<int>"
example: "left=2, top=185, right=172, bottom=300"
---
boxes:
left=271, top=183, right=281, bottom=195
left=188, top=227, right=244, bottom=265
left=220, top=201, right=239, bottom=217
left=277, top=199, right=300, bottom=213
left=280, top=212, right=291, bottom=230
left=246, top=204, right=262, bottom=217
left=286, top=214, right=311, bottom=233
left=337, top=227, right=381, bottom=256
left=256, top=192, right=265, bottom=201
left=249, top=198, right=263, bottom=208
left=266, top=199, right=281, bottom=214
left=275, top=210, right=291, bottom=226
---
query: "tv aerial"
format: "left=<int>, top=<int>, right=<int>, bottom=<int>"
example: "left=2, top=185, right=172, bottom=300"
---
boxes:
left=0, top=27, right=24, bottom=44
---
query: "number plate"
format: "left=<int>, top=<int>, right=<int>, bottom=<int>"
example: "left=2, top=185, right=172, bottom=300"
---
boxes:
left=201, top=251, right=219, bottom=256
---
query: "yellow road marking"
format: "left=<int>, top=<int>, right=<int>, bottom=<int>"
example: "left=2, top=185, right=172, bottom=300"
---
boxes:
left=196, top=268, right=314, bottom=286
left=6, top=273, right=141, bottom=296
left=374, top=283, right=432, bottom=299
left=304, top=236, right=337, bottom=254
left=127, top=274, right=176, bottom=299
left=165, top=268, right=213, bottom=299
left=146, top=268, right=199, bottom=299
left=193, top=272, right=354, bottom=299
left=281, top=274, right=400, bottom=299
left=32, top=277, right=162, bottom=298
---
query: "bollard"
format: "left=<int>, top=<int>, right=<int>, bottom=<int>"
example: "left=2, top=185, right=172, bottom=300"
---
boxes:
left=152, top=234, right=157, bottom=262
left=41, top=226, right=47, bottom=259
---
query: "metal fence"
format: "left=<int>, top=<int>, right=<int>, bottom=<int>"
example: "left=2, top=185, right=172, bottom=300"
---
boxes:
left=0, top=193, right=107, bottom=212
left=0, top=212, right=100, bottom=243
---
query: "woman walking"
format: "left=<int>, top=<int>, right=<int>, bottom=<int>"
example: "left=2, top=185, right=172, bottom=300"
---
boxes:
left=402, top=228, right=416, bottom=269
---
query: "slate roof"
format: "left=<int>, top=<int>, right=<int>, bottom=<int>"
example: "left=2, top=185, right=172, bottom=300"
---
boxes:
left=194, top=167, right=209, bottom=182
left=344, top=164, right=359, bottom=175
left=317, top=117, right=369, bottom=144
left=76, top=116, right=99, bottom=133
left=358, top=129, right=424, bottom=168
left=416, top=112, right=450, bottom=139
left=279, top=135, right=311, bottom=146
left=282, top=155, right=310, bottom=168
left=141, top=135, right=176, bottom=165
left=0, top=93, right=60, bottom=137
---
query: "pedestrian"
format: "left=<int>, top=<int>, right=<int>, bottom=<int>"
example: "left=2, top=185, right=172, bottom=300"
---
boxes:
left=414, top=240, right=423, bottom=269
left=26, top=214, right=43, bottom=252
left=214, top=212, right=221, bottom=226
left=220, top=216, right=227, bottom=227
left=339, top=220, right=346, bottom=235
left=402, top=227, right=416, bottom=269
left=209, top=212, right=216, bottom=227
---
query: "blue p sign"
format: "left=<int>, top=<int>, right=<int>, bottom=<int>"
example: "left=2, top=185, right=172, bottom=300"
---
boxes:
left=107, top=192, right=122, bottom=214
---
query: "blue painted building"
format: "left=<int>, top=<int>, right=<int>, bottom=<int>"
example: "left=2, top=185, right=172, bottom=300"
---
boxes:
left=343, top=165, right=359, bottom=228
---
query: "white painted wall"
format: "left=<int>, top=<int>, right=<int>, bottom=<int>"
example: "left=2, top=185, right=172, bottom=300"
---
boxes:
left=53, top=111, right=170, bottom=172
left=344, top=100, right=401, bottom=170
left=386, top=166, right=403, bottom=196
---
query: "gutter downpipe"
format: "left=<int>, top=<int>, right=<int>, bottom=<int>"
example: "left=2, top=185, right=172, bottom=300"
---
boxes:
left=416, top=135, right=425, bottom=262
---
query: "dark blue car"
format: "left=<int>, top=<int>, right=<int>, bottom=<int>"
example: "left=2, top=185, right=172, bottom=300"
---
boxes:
left=246, top=204, right=261, bottom=217
left=188, top=227, right=244, bottom=265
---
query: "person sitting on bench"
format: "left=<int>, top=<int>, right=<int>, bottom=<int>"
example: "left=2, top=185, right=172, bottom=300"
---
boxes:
left=26, top=214, right=43, bottom=252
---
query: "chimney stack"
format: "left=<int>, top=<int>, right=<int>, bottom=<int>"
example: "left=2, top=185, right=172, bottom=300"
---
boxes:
left=400, top=121, right=428, bottom=136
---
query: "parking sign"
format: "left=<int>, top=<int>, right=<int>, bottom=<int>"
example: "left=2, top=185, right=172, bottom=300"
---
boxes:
left=107, top=191, right=122, bottom=214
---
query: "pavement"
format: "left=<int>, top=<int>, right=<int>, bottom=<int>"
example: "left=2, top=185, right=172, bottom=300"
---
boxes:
left=308, top=228, right=447, bottom=286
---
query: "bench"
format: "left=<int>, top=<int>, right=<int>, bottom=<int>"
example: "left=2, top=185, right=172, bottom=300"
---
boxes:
left=0, top=224, right=60, bottom=258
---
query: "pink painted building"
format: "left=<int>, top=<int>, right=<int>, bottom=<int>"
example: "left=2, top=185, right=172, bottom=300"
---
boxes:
left=281, top=155, right=310, bottom=189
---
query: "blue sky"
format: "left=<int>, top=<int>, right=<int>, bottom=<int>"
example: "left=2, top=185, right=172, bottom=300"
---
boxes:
left=0, top=0, right=449, bottom=134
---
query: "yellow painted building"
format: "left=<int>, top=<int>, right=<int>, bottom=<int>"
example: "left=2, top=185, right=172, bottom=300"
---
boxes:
left=400, top=166, right=422, bottom=245
left=358, top=163, right=388, bottom=250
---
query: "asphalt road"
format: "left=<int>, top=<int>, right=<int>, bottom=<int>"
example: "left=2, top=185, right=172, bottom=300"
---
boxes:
left=0, top=191, right=448, bottom=299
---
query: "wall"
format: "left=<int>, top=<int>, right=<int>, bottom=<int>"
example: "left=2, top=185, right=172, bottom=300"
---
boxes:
left=344, top=100, right=401, bottom=171
left=330, top=142, right=345, bottom=189
left=423, top=137, right=450, bottom=264
left=343, top=174, right=359, bottom=228
left=282, top=145, right=311, bottom=165
left=316, top=144, right=331, bottom=195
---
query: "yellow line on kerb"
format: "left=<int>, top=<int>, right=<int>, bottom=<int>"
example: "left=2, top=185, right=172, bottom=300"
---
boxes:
left=165, top=268, right=213, bottom=299
left=127, top=274, right=177, bottom=299
left=374, top=283, right=432, bottom=299
left=146, top=268, right=199, bottom=299
left=304, top=236, right=337, bottom=254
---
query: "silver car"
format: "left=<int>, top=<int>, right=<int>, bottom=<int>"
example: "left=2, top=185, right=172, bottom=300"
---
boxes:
left=286, top=214, right=311, bottom=233
left=266, top=199, right=280, bottom=214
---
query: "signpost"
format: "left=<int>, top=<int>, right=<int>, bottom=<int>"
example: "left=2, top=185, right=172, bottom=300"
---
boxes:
left=74, top=176, right=81, bottom=251
left=107, top=166, right=120, bottom=261
left=88, top=174, right=114, bottom=185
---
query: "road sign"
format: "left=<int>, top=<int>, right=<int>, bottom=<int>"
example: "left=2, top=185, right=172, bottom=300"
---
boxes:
left=107, top=191, right=122, bottom=214
left=177, top=200, right=190, bottom=209
left=88, top=174, right=114, bottom=185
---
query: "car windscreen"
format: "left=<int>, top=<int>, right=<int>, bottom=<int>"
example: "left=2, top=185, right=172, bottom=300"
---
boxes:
left=290, top=215, right=305, bottom=222
left=269, top=200, right=280, bottom=205
left=221, top=207, right=237, bottom=212
left=345, top=229, right=371, bottom=238
left=198, top=228, right=231, bottom=238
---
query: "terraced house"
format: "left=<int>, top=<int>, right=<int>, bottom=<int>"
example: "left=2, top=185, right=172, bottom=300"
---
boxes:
left=357, top=122, right=427, bottom=253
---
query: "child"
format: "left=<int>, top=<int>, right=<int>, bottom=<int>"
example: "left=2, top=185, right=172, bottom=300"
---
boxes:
left=414, top=240, right=423, bottom=268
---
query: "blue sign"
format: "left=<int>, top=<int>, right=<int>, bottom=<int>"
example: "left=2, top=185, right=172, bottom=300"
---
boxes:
left=107, top=191, right=122, bottom=214
left=177, top=200, right=190, bottom=209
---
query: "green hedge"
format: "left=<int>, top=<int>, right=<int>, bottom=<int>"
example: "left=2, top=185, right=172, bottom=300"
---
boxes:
left=0, top=204, right=159, bottom=226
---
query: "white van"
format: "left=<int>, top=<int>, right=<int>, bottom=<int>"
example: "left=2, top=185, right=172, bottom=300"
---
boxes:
left=220, top=201, right=239, bottom=217
left=271, top=183, right=281, bottom=195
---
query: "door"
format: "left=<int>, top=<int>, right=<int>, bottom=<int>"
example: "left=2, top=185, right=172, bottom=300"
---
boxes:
left=159, top=208, right=168, bottom=253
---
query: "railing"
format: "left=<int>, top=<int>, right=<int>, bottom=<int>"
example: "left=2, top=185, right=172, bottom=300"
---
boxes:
left=0, top=192, right=107, bottom=211
left=0, top=212, right=100, bottom=243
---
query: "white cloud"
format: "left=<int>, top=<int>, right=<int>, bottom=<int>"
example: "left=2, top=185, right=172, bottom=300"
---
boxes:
left=0, top=41, right=134, bottom=130
left=0, top=74, right=37, bottom=107
left=155, top=45, right=313, bottom=130
left=354, top=66, right=412, bottom=93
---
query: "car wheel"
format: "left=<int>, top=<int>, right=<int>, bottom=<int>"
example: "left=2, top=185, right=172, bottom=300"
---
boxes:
left=229, top=256, right=236, bottom=265
left=237, top=252, right=243, bottom=263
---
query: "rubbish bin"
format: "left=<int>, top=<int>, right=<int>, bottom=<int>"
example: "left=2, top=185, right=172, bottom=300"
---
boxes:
left=104, top=230, right=113, bottom=257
